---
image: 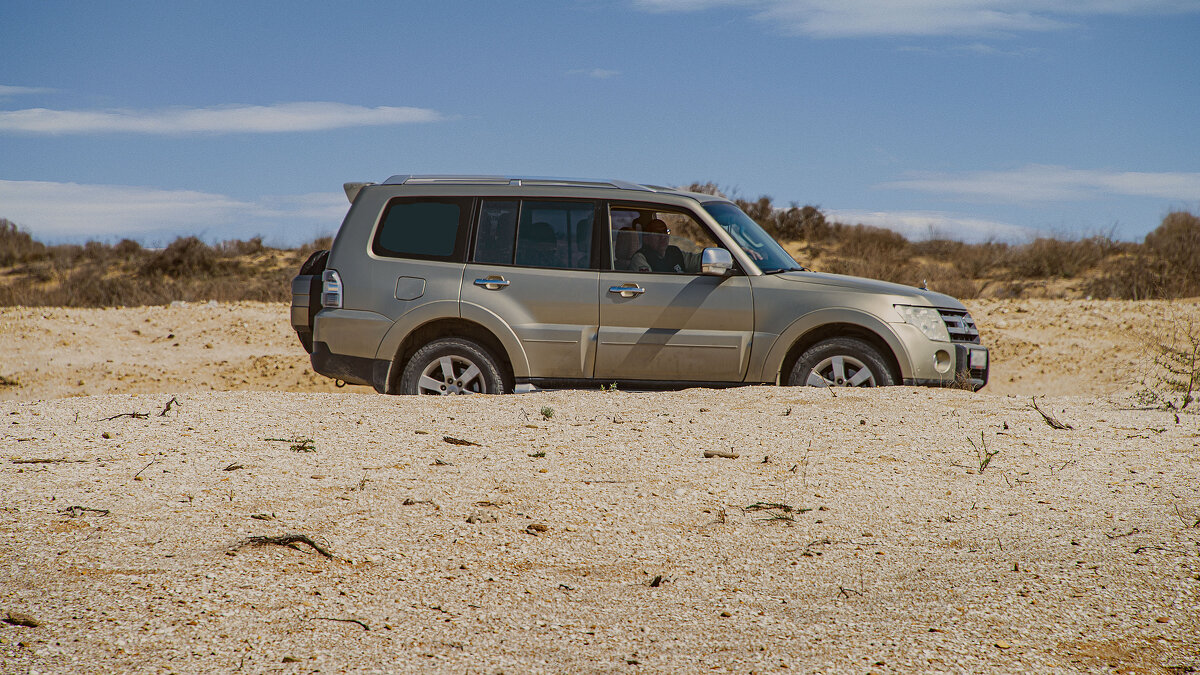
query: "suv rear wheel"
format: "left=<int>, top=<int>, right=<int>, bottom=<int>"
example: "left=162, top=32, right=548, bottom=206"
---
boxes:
left=399, top=338, right=506, bottom=395
left=788, top=337, right=896, bottom=388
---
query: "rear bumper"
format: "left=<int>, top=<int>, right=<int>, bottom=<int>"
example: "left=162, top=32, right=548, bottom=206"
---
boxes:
left=310, top=342, right=391, bottom=393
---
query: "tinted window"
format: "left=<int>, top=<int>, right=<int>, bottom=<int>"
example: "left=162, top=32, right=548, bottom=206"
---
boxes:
left=515, top=201, right=596, bottom=269
left=475, top=200, right=519, bottom=264
left=373, top=197, right=472, bottom=261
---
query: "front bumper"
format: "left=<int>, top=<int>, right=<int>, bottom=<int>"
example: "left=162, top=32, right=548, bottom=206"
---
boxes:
left=905, top=343, right=988, bottom=390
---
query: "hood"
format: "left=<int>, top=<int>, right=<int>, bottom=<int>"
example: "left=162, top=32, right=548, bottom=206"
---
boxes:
left=773, top=270, right=964, bottom=308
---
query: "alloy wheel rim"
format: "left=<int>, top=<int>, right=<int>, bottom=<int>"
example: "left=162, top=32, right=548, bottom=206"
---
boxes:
left=417, top=355, right=485, bottom=395
left=806, top=355, right=876, bottom=387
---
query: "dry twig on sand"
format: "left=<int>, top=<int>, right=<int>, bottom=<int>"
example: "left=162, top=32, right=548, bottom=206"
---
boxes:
left=443, top=436, right=480, bottom=446
left=1031, top=397, right=1073, bottom=429
left=101, top=411, right=149, bottom=421
left=234, top=534, right=336, bottom=559
left=157, top=396, right=180, bottom=417
left=60, top=506, right=109, bottom=518
left=313, top=616, right=369, bottom=631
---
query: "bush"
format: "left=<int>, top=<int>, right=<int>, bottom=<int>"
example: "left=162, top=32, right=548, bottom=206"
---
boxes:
left=1145, top=211, right=1200, bottom=296
left=113, top=239, right=143, bottom=258
left=1085, top=211, right=1200, bottom=299
left=140, top=236, right=222, bottom=277
left=0, top=219, right=45, bottom=265
left=1005, top=237, right=1111, bottom=279
left=218, top=236, right=266, bottom=257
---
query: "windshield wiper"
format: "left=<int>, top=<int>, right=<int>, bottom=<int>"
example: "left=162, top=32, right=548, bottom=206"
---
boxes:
left=763, top=266, right=806, bottom=274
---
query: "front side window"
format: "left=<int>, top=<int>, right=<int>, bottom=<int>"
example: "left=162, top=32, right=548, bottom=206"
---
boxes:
left=372, top=197, right=472, bottom=261
left=610, top=206, right=719, bottom=274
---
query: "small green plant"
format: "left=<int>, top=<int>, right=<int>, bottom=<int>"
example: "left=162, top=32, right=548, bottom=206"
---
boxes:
left=528, top=450, right=546, bottom=458
left=600, top=382, right=619, bottom=392
left=967, top=431, right=998, bottom=472
left=1143, top=306, right=1200, bottom=410
left=539, top=405, right=554, bottom=420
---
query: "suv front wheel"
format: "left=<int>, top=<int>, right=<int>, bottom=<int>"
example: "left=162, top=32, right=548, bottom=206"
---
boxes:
left=788, top=337, right=897, bottom=388
left=399, top=338, right=507, bottom=395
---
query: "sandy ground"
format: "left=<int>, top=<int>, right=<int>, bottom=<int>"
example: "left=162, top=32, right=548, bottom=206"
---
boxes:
left=2, top=299, right=1195, bottom=402
left=2, top=300, right=1199, bottom=673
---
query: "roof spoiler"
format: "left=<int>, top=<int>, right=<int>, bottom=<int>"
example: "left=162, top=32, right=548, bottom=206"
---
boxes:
left=343, top=182, right=374, bottom=203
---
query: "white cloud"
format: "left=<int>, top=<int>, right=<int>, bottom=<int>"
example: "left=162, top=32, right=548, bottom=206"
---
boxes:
left=0, top=102, right=443, bottom=135
left=0, top=84, right=55, bottom=97
left=883, top=165, right=1200, bottom=202
left=633, top=0, right=1200, bottom=37
left=0, top=180, right=345, bottom=243
left=826, top=208, right=1037, bottom=242
left=568, top=68, right=621, bottom=79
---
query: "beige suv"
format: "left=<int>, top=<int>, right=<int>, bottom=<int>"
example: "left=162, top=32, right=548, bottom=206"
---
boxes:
left=291, top=175, right=988, bottom=394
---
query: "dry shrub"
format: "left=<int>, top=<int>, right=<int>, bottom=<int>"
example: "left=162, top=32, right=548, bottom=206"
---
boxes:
left=1005, top=236, right=1113, bottom=279
left=0, top=219, right=46, bottom=265
left=113, top=238, right=143, bottom=258
left=835, top=224, right=910, bottom=260
left=1085, top=211, right=1200, bottom=299
left=218, top=236, right=266, bottom=257
left=45, top=243, right=84, bottom=268
left=922, top=273, right=981, bottom=299
left=140, top=237, right=232, bottom=277
left=1144, top=211, right=1200, bottom=296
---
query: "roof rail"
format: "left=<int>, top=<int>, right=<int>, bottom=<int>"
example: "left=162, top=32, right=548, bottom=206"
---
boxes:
left=380, top=174, right=656, bottom=192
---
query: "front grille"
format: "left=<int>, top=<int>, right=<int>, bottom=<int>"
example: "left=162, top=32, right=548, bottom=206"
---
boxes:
left=939, top=308, right=980, bottom=343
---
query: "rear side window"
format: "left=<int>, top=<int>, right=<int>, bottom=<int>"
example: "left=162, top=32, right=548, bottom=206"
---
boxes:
left=372, top=197, right=472, bottom=261
left=472, top=199, right=598, bottom=269
left=515, top=201, right=595, bottom=269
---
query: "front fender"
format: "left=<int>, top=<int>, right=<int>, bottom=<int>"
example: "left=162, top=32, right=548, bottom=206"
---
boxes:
left=756, top=307, right=913, bottom=383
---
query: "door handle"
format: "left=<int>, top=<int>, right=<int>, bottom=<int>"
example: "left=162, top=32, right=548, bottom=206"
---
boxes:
left=474, top=276, right=510, bottom=290
left=608, top=284, right=645, bottom=298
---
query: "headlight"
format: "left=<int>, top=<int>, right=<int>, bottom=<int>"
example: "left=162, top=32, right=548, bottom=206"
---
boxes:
left=895, top=305, right=950, bottom=342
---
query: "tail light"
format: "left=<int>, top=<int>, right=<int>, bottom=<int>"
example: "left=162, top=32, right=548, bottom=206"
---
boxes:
left=321, top=269, right=343, bottom=308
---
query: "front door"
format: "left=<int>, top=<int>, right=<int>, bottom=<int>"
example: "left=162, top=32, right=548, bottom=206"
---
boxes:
left=596, top=205, right=754, bottom=383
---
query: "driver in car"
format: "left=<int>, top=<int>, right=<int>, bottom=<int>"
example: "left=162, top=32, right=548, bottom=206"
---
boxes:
left=629, top=218, right=701, bottom=273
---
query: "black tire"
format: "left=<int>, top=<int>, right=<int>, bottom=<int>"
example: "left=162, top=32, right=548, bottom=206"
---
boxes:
left=399, top=338, right=507, bottom=395
left=787, top=337, right=897, bottom=388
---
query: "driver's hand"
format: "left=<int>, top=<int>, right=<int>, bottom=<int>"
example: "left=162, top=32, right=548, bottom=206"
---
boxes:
left=743, top=247, right=764, bottom=260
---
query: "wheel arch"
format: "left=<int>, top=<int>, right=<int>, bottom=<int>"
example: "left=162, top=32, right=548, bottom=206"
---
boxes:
left=762, top=310, right=910, bottom=385
left=387, top=318, right=516, bottom=394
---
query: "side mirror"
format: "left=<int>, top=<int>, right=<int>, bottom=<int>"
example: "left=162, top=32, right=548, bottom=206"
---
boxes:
left=701, top=247, right=734, bottom=276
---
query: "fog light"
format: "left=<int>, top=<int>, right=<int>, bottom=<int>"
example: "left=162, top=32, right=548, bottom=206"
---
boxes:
left=934, top=349, right=952, bottom=373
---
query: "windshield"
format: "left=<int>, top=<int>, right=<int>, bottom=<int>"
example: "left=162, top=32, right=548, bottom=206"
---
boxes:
left=701, top=202, right=804, bottom=273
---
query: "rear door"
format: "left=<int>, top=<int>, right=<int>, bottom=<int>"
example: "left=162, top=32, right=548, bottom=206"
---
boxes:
left=461, top=199, right=601, bottom=379
left=596, top=204, right=754, bottom=383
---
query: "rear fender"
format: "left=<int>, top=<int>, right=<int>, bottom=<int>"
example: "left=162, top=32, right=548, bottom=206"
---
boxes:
left=373, top=301, right=531, bottom=380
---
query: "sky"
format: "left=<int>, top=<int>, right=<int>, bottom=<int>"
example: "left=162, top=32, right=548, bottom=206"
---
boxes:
left=1, top=0, right=1198, bottom=246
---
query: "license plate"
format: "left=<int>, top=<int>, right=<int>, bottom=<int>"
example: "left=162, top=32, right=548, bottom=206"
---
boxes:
left=969, top=349, right=988, bottom=369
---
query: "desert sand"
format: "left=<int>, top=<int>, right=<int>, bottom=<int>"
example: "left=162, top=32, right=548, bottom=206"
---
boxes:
left=1, top=300, right=1198, bottom=673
